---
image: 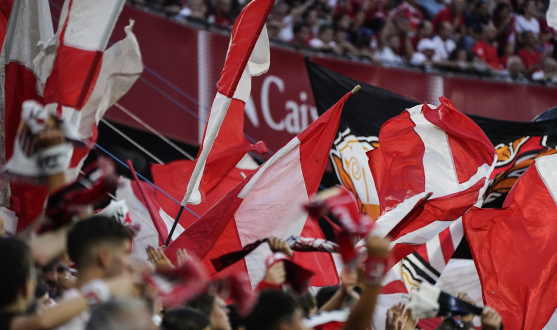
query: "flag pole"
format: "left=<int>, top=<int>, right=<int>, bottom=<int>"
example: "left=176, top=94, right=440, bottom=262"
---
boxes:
left=165, top=85, right=362, bottom=247
left=166, top=205, right=184, bottom=247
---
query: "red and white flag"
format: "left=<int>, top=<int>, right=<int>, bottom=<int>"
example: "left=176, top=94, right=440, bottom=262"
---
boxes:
left=368, top=97, right=496, bottom=263
left=180, top=0, right=271, bottom=206
left=33, top=0, right=143, bottom=182
left=165, top=89, right=358, bottom=288
left=0, top=0, right=54, bottom=230
left=113, top=178, right=185, bottom=260
left=463, top=153, right=557, bottom=330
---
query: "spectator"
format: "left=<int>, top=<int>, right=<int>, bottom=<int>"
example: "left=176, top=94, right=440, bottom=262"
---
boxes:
left=244, top=290, right=305, bottom=330
left=517, top=31, right=542, bottom=72
left=515, top=0, right=540, bottom=38
left=432, top=21, right=457, bottom=61
left=411, top=38, right=437, bottom=64
left=506, top=55, right=529, bottom=81
left=85, top=298, right=155, bottom=330
left=186, top=293, right=232, bottom=330
left=39, top=259, right=70, bottom=300
left=432, top=0, right=466, bottom=33
left=334, top=29, right=361, bottom=56
left=177, top=0, right=208, bottom=21
left=161, top=308, right=211, bottom=330
left=499, top=40, right=517, bottom=69
left=532, top=56, right=557, bottom=82
left=389, top=0, right=425, bottom=31
left=492, top=2, right=515, bottom=46
left=309, top=25, right=337, bottom=50
left=375, top=33, right=404, bottom=66
left=411, top=20, right=434, bottom=50
left=465, top=0, right=491, bottom=41
left=207, top=0, right=232, bottom=27
left=472, top=22, right=500, bottom=69
left=391, top=15, right=416, bottom=59
left=292, top=22, right=311, bottom=45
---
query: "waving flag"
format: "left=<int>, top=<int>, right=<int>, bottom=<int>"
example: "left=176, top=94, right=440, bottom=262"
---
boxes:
left=114, top=178, right=185, bottom=260
left=464, top=153, right=557, bottom=330
left=166, top=89, right=358, bottom=288
left=0, top=0, right=53, bottom=229
left=180, top=0, right=271, bottom=206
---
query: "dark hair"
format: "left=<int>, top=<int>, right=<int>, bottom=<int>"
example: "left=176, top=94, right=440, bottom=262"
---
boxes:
left=492, top=1, right=511, bottom=22
left=293, top=21, right=308, bottom=34
left=162, top=307, right=211, bottom=330
left=67, top=215, right=132, bottom=270
left=318, top=24, right=333, bottom=35
left=186, top=293, right=215, bottom=318
left=244, top=290, right=300, bottom=330
left=315, top=286, right=339, bottom=308
left=226, top=304, right=245, bottom=330
left=298, top=293, right=317, bottom=318
left=0, top=237, right=32, bottom=308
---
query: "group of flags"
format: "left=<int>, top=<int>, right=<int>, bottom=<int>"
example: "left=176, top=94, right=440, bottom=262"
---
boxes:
left=1, top=0, right=557, bottom=329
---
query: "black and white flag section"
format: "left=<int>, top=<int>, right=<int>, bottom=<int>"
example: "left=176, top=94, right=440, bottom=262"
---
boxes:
left=180, top=0, right=272, bottom=206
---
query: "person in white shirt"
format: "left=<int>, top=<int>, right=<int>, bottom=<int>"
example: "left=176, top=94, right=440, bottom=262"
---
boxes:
left=56, top=216, right=142, bottom=330
left=375, top=34, right=404, bottom=67
left=515, top=0, right=540, bottom=36
left=309, top=25, right=337, bottom=50
left=410, top=38, right=437, bottom=65
left=431, top=22, right=457, bottom=61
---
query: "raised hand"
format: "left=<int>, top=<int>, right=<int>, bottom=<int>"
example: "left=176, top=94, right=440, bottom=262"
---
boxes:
left=268, top=237, right=293, bottom=256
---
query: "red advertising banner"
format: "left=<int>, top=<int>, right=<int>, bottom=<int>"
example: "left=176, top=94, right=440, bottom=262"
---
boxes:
left=49, top=2, right=557, bottom=152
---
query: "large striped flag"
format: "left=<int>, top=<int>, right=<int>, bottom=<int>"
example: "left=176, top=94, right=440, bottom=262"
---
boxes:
left=464, top=153, right=557, bottom=330
left=0, top=0, right=54, bottom=230
left=36, top=0, right=143, bottom=182
left=180, top=0, right=271, bottom=206
left=165, top=89, right=358, bottom=288
left=368, top=97, right=496, bottom=264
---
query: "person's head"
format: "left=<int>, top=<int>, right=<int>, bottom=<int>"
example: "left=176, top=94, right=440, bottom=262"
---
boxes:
left=435, top=318, right=467, bottom=330
left=417, top=38, right=436, bottom=58
left=393, top=15, right=411, bottom=33
left=502, top=41, right=515, bottom=56
left=438, top=21, right=454, bottom=40
left=214, top=0, right=231, bottom=14
left=0, top=237, right=35, bottom=311
left=386, top=34, right=401, bottom=51
left=187, top=293, right=231, bottom=330
left=245, top=290, right=306, bottom=330
left=482, top=22, right=497, bottom=42
left=86, top=298, right=155, bottom=330
left=162, top=307, right=212, bottom=330
left=271, top=1, right=289, bottom=19
left=474, top=0, right=489, bottom=16
left=521, top=0, right=536, bottom=16
left=449, top=47, right=469, bottom=61
left=334, top=13, right=352, bottom=31
left=543, top=57, right=557, bottom=74
left=450, top=0, right=465, bottom=13
left=493, top=2, right=511, bottom=22
left=40, top=260, right=69, bottom=298
left=67, top=215, right=132, bottom=278
left=522, top=31, right=537, bottom=47
left=334, top=29, right=348, bottom=43
left=318, top=25, right=334, bottom=43
left=188, top=0, right=207, bottom=18
left=293, top=22, right=310, bottom=44
left=303, top=9, right=319, bottom=27
left=417, top=20, right=433, bottom=38
left=507, top=56, right=525, bottom=75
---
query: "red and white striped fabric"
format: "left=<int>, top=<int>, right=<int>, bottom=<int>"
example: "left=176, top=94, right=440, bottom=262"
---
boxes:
left=38, top=0, right=143, bottom=181
left=464, top=153, right=557, bottom=330
left=166, top=91, right=355, bottom=288
left=0, top=0, right=53, bottom=230
left=180, top=0, right=271, bottom=206
left=114, top=178, right=185, bottom=260
left=368, top=97, right=496, bottom=264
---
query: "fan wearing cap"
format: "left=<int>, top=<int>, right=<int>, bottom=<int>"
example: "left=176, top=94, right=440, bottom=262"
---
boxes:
left=410, top=38, right=437, bottom=65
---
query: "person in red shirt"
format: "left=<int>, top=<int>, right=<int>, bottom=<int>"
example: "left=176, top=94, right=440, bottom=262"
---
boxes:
left=518, top=31, right=543, bottom=73
left=432, top=0, right=466, bottom=33
left=472, top=22, right=500, bottom=69
left=389, top=0, right=424, bottom=31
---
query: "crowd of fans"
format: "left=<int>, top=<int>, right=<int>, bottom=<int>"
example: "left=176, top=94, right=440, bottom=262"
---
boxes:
left=0, top=124, right=505, bottom=330
left=135, top=0, right=557, bottom=83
